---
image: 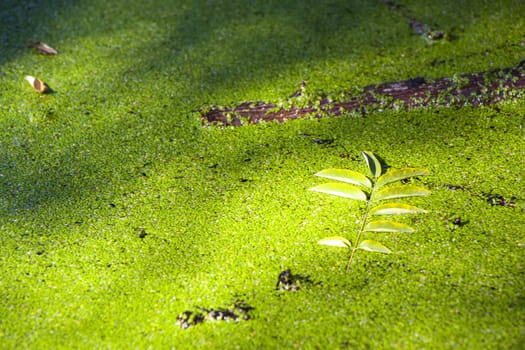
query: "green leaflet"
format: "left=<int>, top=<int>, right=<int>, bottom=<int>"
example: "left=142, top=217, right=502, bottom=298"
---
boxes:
left=358, top=240, right=392, bottom=254
left=314, top=168, right=372, bottom=189
left=310, top=151, right=429, bottom=272
left=310, top=183, right=367, bottom=201
left=362, top=151, right=382, bottom=179
left=364, top=220, right=415, bottom=232
left=318, top=236, right=351, bottom=248
left=369, top=203, right=428, bottom=215
left=376, top=168, right=429, bottom=189
left=372, top=185, right=431, bottom=201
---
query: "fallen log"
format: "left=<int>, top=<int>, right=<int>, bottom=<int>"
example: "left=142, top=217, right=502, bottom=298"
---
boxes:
left=200, top=61, right=525, bottom=127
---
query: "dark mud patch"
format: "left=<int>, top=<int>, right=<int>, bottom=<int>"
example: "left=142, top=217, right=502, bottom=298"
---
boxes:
left=276, top=269, right=316, bottom=292
left=176, top=300, right=253, bottom=329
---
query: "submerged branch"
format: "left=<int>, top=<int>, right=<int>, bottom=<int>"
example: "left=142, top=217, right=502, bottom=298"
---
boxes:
left=200, top=61, right=525, bottom=127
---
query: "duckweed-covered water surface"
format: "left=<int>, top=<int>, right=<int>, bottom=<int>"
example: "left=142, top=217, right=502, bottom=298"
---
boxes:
left=0, top=0, right=524, bottom=348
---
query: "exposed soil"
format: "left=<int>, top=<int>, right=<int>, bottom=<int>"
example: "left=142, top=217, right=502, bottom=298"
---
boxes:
left=176, top=300, right=253, bottom=329
left=276, top=269, right=315, bottom=291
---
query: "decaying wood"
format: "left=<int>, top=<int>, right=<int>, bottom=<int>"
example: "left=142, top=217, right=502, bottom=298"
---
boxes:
left=201, top=61, right=525, bottom=127
left=27, top=41, right=58, bottom=55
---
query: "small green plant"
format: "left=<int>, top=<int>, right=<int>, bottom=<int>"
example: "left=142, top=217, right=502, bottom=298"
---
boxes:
left=310, top=151, right=430, bottom=272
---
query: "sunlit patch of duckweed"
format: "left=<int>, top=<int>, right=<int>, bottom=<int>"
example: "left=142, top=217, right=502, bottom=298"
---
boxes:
left=0, top=0, right=523, bottom=348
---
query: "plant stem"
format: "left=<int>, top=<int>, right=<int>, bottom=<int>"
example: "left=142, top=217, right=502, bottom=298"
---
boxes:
left=346, top=193, right=373, bottom=272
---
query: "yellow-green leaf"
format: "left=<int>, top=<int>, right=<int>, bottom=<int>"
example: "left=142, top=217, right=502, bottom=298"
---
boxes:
left=364, top=220, right=414, bottom=232
left=376, top=168, right=429, bottom=189
left=318, top=236, right=351, bottom=248
left=362, top=151, right=382, bottom=179
left=369, top=203, right=428, bottom=215
left=358, top=240, right=392, bottom=253
left=372, top=185, right=430, bottom=201
left=315, top=169, right=372, bottom=189
left=310, top=183, right=367, bottom=201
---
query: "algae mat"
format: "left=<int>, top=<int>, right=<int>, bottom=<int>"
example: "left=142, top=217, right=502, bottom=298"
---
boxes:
left=0, top=0, right=524, bottom=348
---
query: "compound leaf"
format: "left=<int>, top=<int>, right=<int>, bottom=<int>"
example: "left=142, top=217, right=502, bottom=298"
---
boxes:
left=376, top=168, right=429, bottom=189
left=372, top=185, right=430, bottom=201
left=362, top=151, right=382, bottom=179
left=318, top=236, right=351, bottom=248
left=315, top=169, right=372, bottom=189
left=358, top=240, right=392, bottom=254
left=369, top=203, right=428, bottom=216
left=364, top=220, right=415, bottom=233
left=310, top=183, right=367, bottom=201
